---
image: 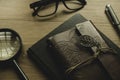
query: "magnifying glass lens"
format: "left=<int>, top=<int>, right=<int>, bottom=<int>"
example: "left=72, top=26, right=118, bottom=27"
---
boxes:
left=0, top=31, right=20, bottom=61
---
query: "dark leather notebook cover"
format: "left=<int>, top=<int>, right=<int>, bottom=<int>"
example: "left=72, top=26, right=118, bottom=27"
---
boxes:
left=27, top=14, right=120, bottom=80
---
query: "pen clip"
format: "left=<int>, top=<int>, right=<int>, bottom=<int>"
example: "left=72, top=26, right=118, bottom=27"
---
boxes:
left=105, top=4, right=120, bottom=35
left=105, top=4, right=120, bottom=26
left=105, top=7, right=115, bottom=25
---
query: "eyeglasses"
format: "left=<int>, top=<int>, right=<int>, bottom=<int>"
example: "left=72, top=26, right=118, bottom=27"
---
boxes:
left=30, top=0, right=87, bottom=17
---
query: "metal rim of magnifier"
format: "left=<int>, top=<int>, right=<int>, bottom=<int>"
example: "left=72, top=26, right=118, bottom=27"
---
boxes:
left=0, top=28, right=22, bottom=62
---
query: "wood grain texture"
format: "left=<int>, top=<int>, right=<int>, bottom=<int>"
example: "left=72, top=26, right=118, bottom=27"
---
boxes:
left=0, top=0, right=120, bottom=80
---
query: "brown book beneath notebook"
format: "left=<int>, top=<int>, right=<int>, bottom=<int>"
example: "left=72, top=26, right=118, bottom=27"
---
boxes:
left=47, top=21, right=120, bottom=80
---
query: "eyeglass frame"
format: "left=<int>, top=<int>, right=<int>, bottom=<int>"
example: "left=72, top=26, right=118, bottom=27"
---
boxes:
left=30, top=0, right=87, bottom=17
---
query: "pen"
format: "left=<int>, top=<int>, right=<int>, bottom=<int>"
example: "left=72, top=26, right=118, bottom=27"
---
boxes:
left=105, top=4, right=120, bottom=34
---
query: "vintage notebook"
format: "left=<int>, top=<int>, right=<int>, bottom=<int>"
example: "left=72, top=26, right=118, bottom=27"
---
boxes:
left=48, top=20, right=120, bottom=80
left=27, top=14, right=120, bottom=80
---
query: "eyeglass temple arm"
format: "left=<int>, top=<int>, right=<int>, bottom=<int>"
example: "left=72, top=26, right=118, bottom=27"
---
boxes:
left=78, top=0, right=87, bottom=5
left=30, top=0, right=56, bottom=9
left=32, top=6, right=41, bottom=16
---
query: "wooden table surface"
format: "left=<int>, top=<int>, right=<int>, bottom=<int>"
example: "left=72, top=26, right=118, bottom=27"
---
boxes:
left=0, top=0, right=120, bottom=80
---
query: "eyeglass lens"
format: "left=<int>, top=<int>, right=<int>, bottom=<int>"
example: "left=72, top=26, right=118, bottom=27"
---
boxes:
left=37, top=1, right=56, bottom=16
left=64, top=0, right=84, bottom=10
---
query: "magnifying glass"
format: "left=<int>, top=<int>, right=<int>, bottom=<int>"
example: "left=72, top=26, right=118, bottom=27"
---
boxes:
left=0, top=28, right=28, bottom=80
